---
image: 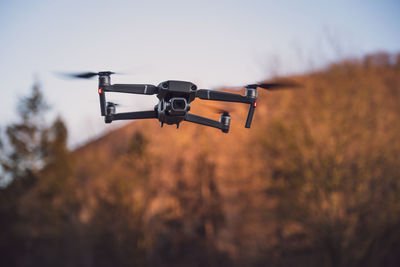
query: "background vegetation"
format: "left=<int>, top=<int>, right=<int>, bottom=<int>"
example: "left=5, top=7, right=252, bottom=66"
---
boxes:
left=1, top=52, right=400, bottom=266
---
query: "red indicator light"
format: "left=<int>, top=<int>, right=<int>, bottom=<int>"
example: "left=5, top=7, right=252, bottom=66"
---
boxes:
left=253, top=101, right=257, bottom=108
left=98, top=88, right=102, bottom=94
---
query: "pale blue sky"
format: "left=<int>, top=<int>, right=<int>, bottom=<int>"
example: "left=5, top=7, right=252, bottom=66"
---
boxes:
left=1, top=0, right=399, bottom=146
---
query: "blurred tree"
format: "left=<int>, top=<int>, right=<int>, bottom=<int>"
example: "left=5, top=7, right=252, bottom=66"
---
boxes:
left=253, top=55, right=400, bottom=266
left=0, top=82, right=49, bottom=265
left=0, top=83, right=79, bottom=266
left=0, top=82, right=48, bottom=180
left=86, top=131, right=150, bottom=266
left=148, top=152, right=229, bottom=267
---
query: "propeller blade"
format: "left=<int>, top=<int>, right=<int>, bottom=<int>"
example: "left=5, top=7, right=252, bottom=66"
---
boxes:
left=201, top=102, right=235, bottom=114
left=58, top=71, right=117, bottom=79
left=201, top=103, right=243, bottom=121
left=222, top=79, right=301, bottom=91
left=71, top=72, right=99, bottom=79
left=247, top=80, right=301, bottom=90
left=210, top=107, right=231, bottom=115
left=106, top=102, right=146, bottom=108
left=107, top=102, right=120, bottom=107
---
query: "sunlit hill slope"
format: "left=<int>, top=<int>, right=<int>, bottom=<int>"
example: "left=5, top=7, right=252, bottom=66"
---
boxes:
left=73, top=52, right=400, bottom=266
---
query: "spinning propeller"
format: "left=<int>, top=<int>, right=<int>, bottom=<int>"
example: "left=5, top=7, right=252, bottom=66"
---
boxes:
left=245, top=81, right=300, bottom=90
left=200, top=103, right=245, bottom=121
left=61, top=71, right=118, bottom=79
left=225, top=80, right=301, bottom=91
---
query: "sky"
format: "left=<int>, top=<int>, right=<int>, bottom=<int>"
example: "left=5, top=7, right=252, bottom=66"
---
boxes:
left=0, top=0, right=399, bottom=147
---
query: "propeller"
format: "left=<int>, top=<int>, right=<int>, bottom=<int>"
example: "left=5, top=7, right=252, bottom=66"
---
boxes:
left=225, top=79, right=301, bottom=91
left=106, top=101, right=149, bottom=109
left=106, top=102, right=137, bottom=108
left=58, top=71, right=118, bottom=79
left=106, top=101, right=120, bottom=107
left=201, top=103, right=243, bottom=121
left=201, top=102, right=234, bottom=114
left=246, top=81, right=301, bottom=90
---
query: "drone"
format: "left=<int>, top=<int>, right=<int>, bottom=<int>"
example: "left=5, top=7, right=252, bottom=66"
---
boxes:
left=66, top=71, right=298, bottom=133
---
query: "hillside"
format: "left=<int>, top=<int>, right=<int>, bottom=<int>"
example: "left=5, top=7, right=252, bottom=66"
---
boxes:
left=1, top=52, right=400, bottom=266
left=71, top=52, right=400, bottom=266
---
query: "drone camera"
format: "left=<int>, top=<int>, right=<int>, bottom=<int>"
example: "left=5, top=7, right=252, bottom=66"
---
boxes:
left=168, top=97, right=189, bottom=115
left=172, top=98, right=187, bottom=110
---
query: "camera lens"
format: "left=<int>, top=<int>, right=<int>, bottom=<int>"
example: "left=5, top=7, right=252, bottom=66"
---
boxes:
left=171, top=99, right=186, bottom=111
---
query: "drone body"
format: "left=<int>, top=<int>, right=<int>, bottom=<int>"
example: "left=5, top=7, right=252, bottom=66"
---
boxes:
left=67, top=71, right=297, bottom=133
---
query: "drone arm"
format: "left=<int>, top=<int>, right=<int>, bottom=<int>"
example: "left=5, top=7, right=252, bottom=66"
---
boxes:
left=106, top=110, right=158, bottom=123
left=196, top=89, right=251, bottom=104
left=105, top=84, right=158, bottom=95
left=184, top=113, right=229, bottom=132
